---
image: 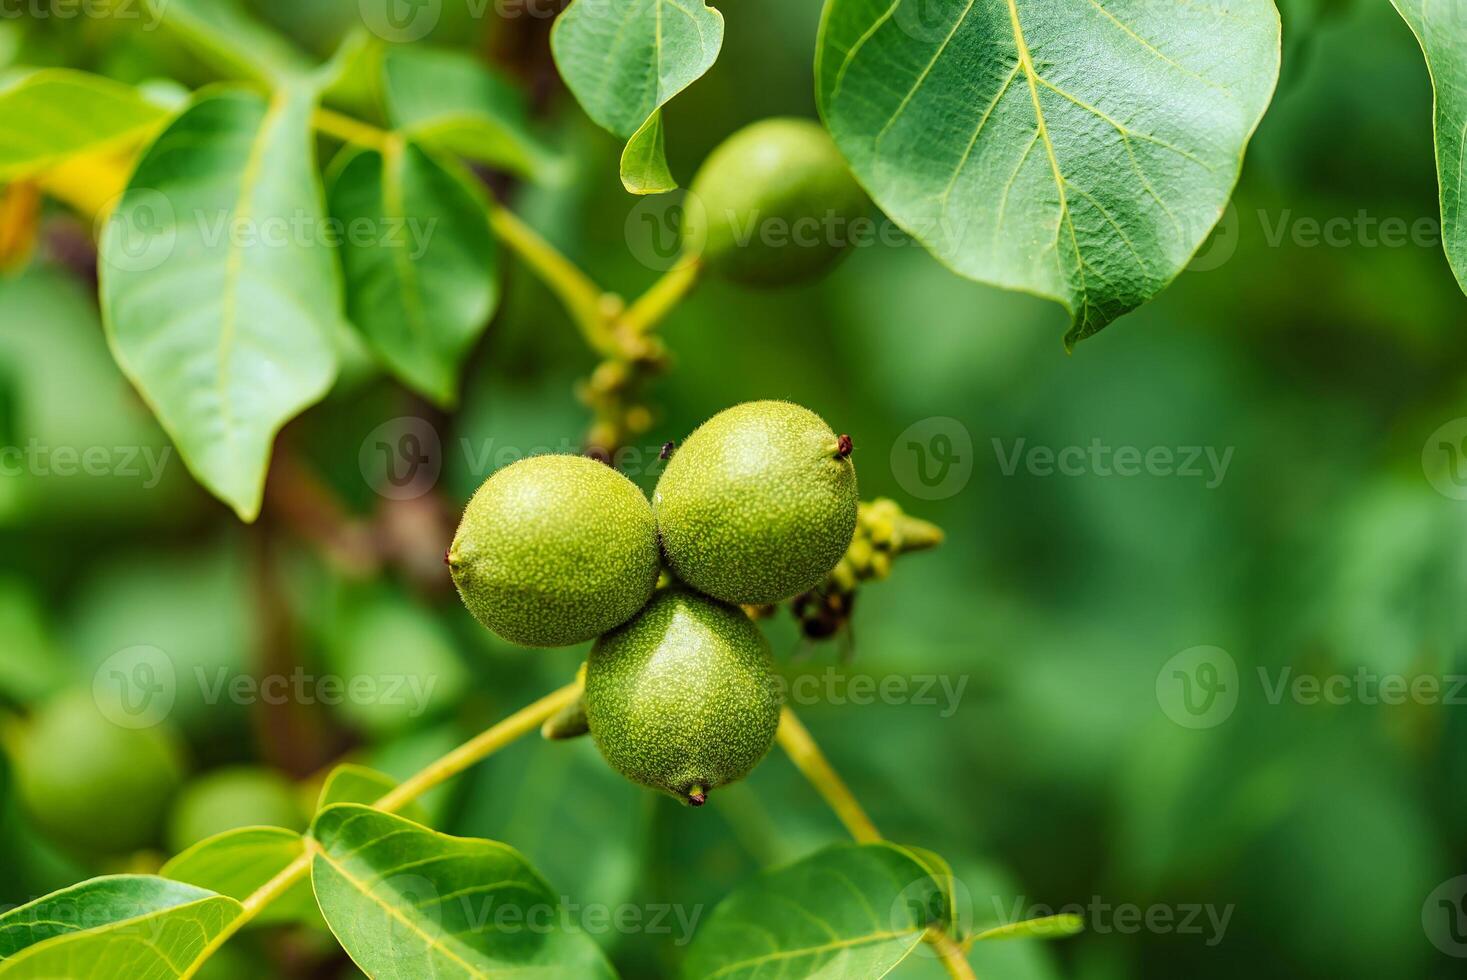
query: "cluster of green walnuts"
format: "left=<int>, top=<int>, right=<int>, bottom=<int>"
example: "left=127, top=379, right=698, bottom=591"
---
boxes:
left=448, top=400, right=858, bottom=805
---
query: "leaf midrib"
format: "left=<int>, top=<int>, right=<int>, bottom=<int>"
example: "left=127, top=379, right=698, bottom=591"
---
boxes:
left=378, top=140, right=434, bottom=378
left=216, top=90, right=289, bottom=468
left=1005, top=0, right=1088, bottom=320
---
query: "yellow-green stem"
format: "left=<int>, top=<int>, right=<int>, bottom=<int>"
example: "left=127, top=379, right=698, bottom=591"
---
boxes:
left=374, top=682, right=581, bottom=811
left=618, top=257, right=702, bottom=336
left=309, top=109, right=618, bottom=356
left=777, top=706, right=975, bottom=980
left=487, top=206, right=622, bottom=357
left=313, top=107, right=398, bottom=154
left=180, top=681, right=581, bottom=978
left=930, top=930, right=980, bottom=980
left=775, top=706, right=881, bottom=843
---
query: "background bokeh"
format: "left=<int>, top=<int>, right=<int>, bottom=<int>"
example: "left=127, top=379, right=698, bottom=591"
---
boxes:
left=2, top=0, right=1465, bottom=977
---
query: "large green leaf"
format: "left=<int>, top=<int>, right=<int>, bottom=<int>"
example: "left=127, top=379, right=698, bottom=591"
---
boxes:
left=816, top=0, right=1281, bottom=346
left=682, top=842, right=951, bottom=979
left=161, top=827, right=316, bottom=925
left=309, top=804, right=617, bottom=978
left=100, top=87, right=342, bottom=521
left=550, top=0, right=724, bottom=194
left=0, top=875, right=240, bottom=978
left=382, top=46, right=558, bottom=180
left=327, top=141, right=497, bottom=407
left=143, top=0, right=313, bottom=86
left=0, top=70, right=166, bottom=181
left=1392, top=1, right=1467, bottom=295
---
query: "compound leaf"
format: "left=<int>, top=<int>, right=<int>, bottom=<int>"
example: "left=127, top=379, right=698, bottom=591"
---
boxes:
left=0, top=875, right=240, bottom=978
left=328, top=141, right=497, bottom=407
left=309, top=804, right=618, bottom=978
left=816, top=0, right=1281, bottom=346
left=682, top=842, right=951, bottom=980
left=382, top=46, right=559, bottom=180
left=100, top=87, right=341, bottom=522
left=0, top=70, right=166, bottom=182
left=551, top=0, right=724, bottom=193
left=161, top=827, right=316, bottom=925
left=1392, top=1, right=1467, bottom=296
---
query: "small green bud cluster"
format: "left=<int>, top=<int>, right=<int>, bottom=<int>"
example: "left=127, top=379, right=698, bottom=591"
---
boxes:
left=450, top=401, right=859, bottom=805
left=792, top=499, right=944, bottom=642
left=830, top=499, right=944, bottom=592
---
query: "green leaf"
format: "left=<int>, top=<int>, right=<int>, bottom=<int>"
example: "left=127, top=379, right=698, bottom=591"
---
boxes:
left=620, top=112, right=675, bottom=196
left=816, top=0, right=1281, bottom=346
left=970, top=914, right=1084, bottom=943
left=99, top=87, right=342, bottom=521
left=550, top=0, right=724, bottom=194
left=309, top=804, right=618, bottom=978
left=161, top=827, right=316, bottom=925
left=0, top=69, right=166, bottom=182
left=327, top=141, right=497, bottom=407
left=382, top=46, right=559, bottom=180
left=682, top=841, right=950, bottom=979
left=0, top=874, right=240, bottom=977
left=316, top=763, right=430, bottom=826
left=1391, top=1, right=1467, bottom=296
left=143, top=0, right=313, bottom=86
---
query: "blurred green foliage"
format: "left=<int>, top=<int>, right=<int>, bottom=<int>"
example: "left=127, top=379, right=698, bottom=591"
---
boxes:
left=1, top=0, right=1464, bottom=978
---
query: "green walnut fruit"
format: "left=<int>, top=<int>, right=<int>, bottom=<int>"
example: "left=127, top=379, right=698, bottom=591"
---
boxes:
left=166, top=765, right=305, bottom=853
left=655, top=400, right=858, bottom=605
left=449, top=454, right=660, bottom=648
left=13, top=691, right=184, bottom=855
left=683, top=118, right=869, bottom=286
left=585, top=589, right=782, bottom=805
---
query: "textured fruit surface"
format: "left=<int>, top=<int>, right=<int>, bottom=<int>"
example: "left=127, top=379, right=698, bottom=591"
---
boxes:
left=449, top=454, right=660, bottom=648
left=14, top=691, right=184, bottom=855
left=166, top=765, right=305, bottom=853
left=683, top=118, right=869, bottom=286
left=584, top=589, right=782, bottom=804
left=655, top=401, right=858, bottom=605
